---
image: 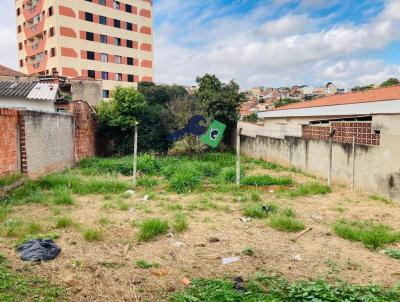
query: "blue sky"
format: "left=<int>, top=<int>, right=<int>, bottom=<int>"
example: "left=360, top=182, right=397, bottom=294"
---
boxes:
left=1, top=0, right=399, bottom=89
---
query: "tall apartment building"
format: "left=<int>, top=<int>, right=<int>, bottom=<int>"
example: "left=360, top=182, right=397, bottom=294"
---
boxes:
left=15, top=0, right=153, bottom=98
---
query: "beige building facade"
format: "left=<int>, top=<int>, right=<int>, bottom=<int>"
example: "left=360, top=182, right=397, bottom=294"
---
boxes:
left=16, top=0, right=153, bottom=98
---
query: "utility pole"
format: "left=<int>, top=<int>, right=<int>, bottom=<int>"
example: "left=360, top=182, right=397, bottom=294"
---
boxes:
left=236, top=125, right=242, bottom=186
left=133, top=121, right=138, bottom=187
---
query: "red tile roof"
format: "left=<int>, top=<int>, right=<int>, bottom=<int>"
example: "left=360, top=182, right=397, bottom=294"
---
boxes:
left=0, top=64, right=27, bottom=77
left=276, top=85, right=400, bottom=111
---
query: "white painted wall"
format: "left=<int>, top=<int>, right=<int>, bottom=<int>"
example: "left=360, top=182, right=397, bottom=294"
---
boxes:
left=0, top=97, right=55, bottom=112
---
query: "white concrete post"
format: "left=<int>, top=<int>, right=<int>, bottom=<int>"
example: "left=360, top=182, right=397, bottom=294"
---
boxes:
left=236, top=125, right=241, bottom=186
left=351, top=136, right=355, bottom=190
left=328, top=126, right=333, bottom=187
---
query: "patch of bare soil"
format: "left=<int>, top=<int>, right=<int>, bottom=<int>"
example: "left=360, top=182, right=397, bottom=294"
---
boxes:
left=1, top=173, right=400, bottom=302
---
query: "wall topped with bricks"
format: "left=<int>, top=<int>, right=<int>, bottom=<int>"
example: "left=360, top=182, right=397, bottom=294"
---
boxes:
left=0, top=109, right=20, bottom=176
left=0, top=101, right=96, bottom=178
left=302, top=122, right=380, bottom=146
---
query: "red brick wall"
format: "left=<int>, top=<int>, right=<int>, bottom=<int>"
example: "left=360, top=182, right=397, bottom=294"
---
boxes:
left=0, top=109, right=19, bottom=176
left=302, top=122, right=380, bottom=146
left=70, top=101, right=96, bottom=161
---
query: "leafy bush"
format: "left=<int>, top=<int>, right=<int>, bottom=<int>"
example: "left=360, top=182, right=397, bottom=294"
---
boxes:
left=137, top=218, right=169, bottom=242
left=137, top=154, right=160, bottom=175
left=169, top=169, right=203, bottom=194
left=334, top=220, right=400, bottom=249
left=242, top=175, right=293, bottom=186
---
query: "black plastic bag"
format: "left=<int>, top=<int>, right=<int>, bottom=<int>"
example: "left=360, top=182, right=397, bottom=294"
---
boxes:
left=16, top=239, right=61, bottom=262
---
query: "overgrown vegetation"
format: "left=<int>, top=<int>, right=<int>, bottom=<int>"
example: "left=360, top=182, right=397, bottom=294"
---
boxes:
left=171, top=273, right=400, bottom=302
left=173, top=212, right=189, bottom=233
left=242, top=175, right=293, bottom=186
left=269, top=215, right=305, bottom=232
left=83, top=228, right=103, bottom=242
left=281, top=182, right=331, bottom=198
left=334, top=220, right=400, bottom=249
left=369, top=194, right=392, bottom=204
left=0, top=174, right=22, bottom=189
left=385, top=248, right=400, bottom=260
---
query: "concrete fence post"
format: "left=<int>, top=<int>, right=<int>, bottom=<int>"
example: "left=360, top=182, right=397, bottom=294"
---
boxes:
left=351, top=136, right=355, bottom=190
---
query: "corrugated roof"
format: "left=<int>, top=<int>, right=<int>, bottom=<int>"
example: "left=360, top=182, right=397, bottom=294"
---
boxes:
left=273, top=85, right=400, bottom=111
left=27, top=83, right=59, bottom=101
left=0, top=64, right=27, bottom=77
left=0, top=81, right=37, bottom=97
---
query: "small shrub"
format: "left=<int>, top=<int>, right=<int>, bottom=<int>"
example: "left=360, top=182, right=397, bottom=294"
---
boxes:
left=83, top=228, right=103, bottom=242
left=334, top=220, right=400, bottom=249
left=385, top=248, right=400, bottom=260
left=251, top=193, right=261, bottom=202
left=52, top=187, right=74, bottom=205
left=242, top=175, right=293, bottom=186
left=173, top=212, right=188, bottom=233
left=0, top=206, right=11, bottom=223
left=369, top=194, right=392, bottom=204
left=99, top=216, right=111, bottom=226
left=137, top=176, right=159, bottom=188
left=242, top=247, right=254, bottom=256
left=169, top=169, right=202, bottom=194
left=137, top=218, right=169, bottom=241
left=269, top=216, right=305, bottom=232
left=282, top=207, right=296, bottom=218
left=56, top=217, right=74, bottom=228
left=285, top=182, right=331, bottom=198
left=137, top=154, right=160, bottom=175
left=116, top=200, right=129, bottom=211
left=218, top=167, right=244, bottom=183
left=26, top=222, right=43, bottom=234
left=0, top=173, right=22, bottom=188
left=3, top=219, right=24, bottom=237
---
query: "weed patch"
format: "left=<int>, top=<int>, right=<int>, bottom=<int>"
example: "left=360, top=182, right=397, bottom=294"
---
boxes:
left=135, top=259, right=159, bottom=269
left=283, top=182, right=331, bottom=198
left=55, top=216, right=74, bottom=229
left=385, top=248, right=400, bottom=260
left=269, top=215, right=305, bottom=232
left=369, top=194, right=392, bottom=204
left=169, top=169, right=203, bottom=194
left=137, top=176, right=159, bottom=188
left=334, top=220, right=400, bottom=249
left=137, top=218, right=169, bottom=242
left=242, top=175, right=293, bottom=186
left=52, top=187, right=74, bottom=205
left=173, top=212, right=188, bottom=233
left=83, top=228, right=103, bottom=242
left=0, top=173, right=22, bottom=189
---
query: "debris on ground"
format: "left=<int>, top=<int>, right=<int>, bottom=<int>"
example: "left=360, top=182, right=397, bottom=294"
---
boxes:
left=194, top=243, right=206, bottom=247
left=291, top=255, right=301, bottom=262
left=129, top=208, right=136, bottom=213
left=173, top=240, right=184, bottom=248
left=291, top=227, right=313, bottom=242
left=208, top=237, right=220, bottom=243
left=182, top=277, right=191, bottom=286
left=16, top=239, right=61, bottom=262
left=151, top=268, right=168, bottom=276
left=222, top=256, right=240, bottom=265
left=167, top=233, right=174, bottom=238
left=269, top=190, right=274, bottom=193
left=233, top=276, right=245, bottom=292
left=239, top=217, right=252, bottom=223
left=311, top=214, right=323, bottom=221
left=125, top=190, right=135, bottom=195
left=143, top=195, right=149, bottom=201
left=262, top=205, right=274, bottom=213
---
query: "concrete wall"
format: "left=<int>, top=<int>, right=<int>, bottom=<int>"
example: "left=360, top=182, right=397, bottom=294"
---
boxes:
left=22, top=111, right=74, bottom=178
left=240, top=115, right=400, bottom=199
left=0, top=96, right=55, bottom=112
left=70, top=79, right=102, bottom=106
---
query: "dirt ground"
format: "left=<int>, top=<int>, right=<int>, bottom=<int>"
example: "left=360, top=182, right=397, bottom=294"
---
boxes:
left=1, top=168, right=400, bottom=302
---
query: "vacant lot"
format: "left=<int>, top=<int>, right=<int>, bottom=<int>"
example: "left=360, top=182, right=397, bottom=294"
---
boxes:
left=0, top=153, right=399, bottom=301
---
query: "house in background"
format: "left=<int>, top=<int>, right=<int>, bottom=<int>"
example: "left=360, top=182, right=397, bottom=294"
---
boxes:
left=0, top=81, right=59, bottom=112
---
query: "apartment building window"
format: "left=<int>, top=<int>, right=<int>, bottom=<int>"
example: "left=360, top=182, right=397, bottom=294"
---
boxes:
left=99, top=0, right=106, bottom=5
left=100, top=34, right=107, bottom=44
left=114, top=19, right=121, bottom=28
left=113, top=1, right=120, bottom=10
left=85, top=0, right=92, bottom=2
left=49, top=27, right=55, bottom=37
left=18, top=42, right=22, bottom=50
left=88, top=70, right=96, bottom=78
left=125, top=4, right=132, bottom=13
left=99, top=16, right=107, bottom=25
left=17, top=25, right=22, bottom=33
left=86, top=32, right=94, bottom=41
left=100, top=53, right=108, bottom=62
left=17, top=8, right=21, bottom=16
left=126, top=40, right=133, bottom=48
left=85, top=12, right=93, bottom=22
left=115, top=73, right=122, bottom=81
left=128, top=75, right=134, bottom=82
left=114, top=37, right=121, bottom=46
left=101, top=71, right=109, bottom=80
left=127, top=57, right=134, bottom=65
left=102, top=90, right=110, bottom=98
left=48, top=6, right=53, bottom=16
left=87, top=51, right=95, bottom=60
left=20, top=60, right=23, bottom=67
left=126, top=22, right=133, bottom=31
left=50, top=48, right=56, bottom=57
left=115, top=55, right=121, bottom=64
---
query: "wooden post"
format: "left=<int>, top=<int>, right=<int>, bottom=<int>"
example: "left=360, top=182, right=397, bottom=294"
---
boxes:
left=328, top=126, right=333, bottom=187
left=236, top=125, right=241, bottom=186
left=351, top=136, right=355, bottom=190
left=133, top=122, right=138, bottom=187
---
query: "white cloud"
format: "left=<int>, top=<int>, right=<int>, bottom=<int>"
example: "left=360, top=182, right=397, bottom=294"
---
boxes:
left=0, top=1, right=17, bottom=69
left=155, top=0, right=400, bottom=88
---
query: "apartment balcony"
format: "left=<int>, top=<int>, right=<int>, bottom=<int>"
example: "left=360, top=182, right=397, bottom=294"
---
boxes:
left=22, top=0, right=44, bottom=21
left=27, top=53, right=48, bottom=74
left=26, top=36, right=46, bottom=57
left=24, top=17, right=45, bottom=39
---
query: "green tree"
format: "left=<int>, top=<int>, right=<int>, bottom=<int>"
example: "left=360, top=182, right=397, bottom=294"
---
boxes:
left=196, top=74, right=245, bottom=145
left=138, top=82, right=188, bottom=106
left=381, top=78, right=400, bottom=87
left=97, top=87, right=173, bottom=155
